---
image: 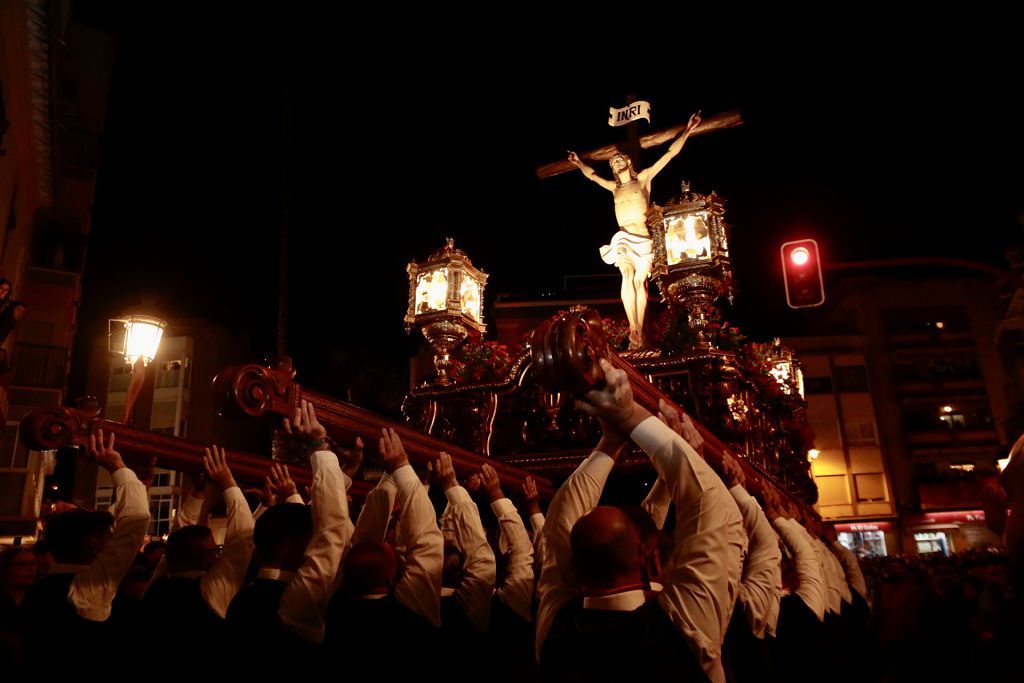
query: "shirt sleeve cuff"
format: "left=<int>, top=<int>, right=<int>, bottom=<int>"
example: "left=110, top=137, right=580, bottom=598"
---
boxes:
left=729, top=484, right=753, bottom=506
left=530, top=512, right=545, bottom=530
left=491, top=497, right=517, bottom=517
left=444, top=486, right=472, bottom=504
left=391, top=464, right=419, bottom=489
left=284, top=493, right=304, bottom=505
left=582, top=450, right=616, bottom=480
left=111, top=467, right=140, bottom=486
left=310, top=450, right=340, bottom=470
left=629, top=415, right=681, bottom=457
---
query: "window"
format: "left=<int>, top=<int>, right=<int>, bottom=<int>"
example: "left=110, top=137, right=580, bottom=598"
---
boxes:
left=833, top=365, right=869, bottom=392
left=839, top=531, right=887, bottom=558
left=854, top=473, right=887, bottom=502
left=846, top=420, right=879, bottom=446
left=804, top=376, right=834, bottom=395
left=156, top=359, right=183, bottom=389
left=914, top=531, right=952, bottom=556
left=149, top=492, right=175, bottom=537
left=0, top=422, right=31, bottom=516
left=816, top=475, right=850, bottom=505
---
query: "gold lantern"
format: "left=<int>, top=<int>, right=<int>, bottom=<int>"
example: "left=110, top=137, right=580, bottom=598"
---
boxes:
left=648, top=181, right=732, bottom=347
left=405, top=239, right=488, bottom=384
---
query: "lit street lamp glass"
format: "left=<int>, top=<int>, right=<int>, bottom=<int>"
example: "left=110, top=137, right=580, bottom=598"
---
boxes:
left=110, top=315, right=167, bottom=367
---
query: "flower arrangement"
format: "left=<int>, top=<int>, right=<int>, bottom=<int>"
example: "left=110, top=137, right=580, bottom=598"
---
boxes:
left=450, top=338, right=513, bottom=383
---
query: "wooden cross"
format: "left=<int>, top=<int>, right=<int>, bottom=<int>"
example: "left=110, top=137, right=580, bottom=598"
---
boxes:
left=536, top=109, right=743, bottom=180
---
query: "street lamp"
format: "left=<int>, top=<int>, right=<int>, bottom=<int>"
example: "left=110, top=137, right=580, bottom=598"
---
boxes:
left=109, top=314, right=166, bottom=424
left=405, top=239, right=487, bottom=385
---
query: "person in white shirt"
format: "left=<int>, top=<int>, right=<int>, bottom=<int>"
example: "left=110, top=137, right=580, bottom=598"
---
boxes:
left=22, top=429, right=151, bottom=673
left=141, top=444, right=255, bottom=657
left=228, top=400, right=356, bottom=674
left=522, top=475, right=545, bottom=545
left=537, top=359, right=746, bottom=683
left=716, top=452, right=783, bottom=683
left=763, top=488, right=827, bottom=680
left=437, top=451, right=496, bottom=636
left=326, top=428, right=443, bottom=678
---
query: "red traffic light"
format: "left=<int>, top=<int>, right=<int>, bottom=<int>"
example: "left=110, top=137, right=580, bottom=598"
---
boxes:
left=781, top=239, right=825, bottom=308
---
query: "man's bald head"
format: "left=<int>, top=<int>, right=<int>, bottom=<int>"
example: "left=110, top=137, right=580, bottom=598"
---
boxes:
left=570, top=506, right=643, bottom=592
left=343, top=541, right=398, bottom=596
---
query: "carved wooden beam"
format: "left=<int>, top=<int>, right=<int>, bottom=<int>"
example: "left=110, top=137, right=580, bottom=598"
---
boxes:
left=530, top=307, right=819, bottom=520
left=213, top=357, right=555, bottom=498
left=18, top=401, right=373, bottom=498
left=536, top=110, right=743, bottom=180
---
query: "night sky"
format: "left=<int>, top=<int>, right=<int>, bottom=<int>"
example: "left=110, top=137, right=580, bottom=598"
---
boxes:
left=66, top=7, right=1024, bottom=412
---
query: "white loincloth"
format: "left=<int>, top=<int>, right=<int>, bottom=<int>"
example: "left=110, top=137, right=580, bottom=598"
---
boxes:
left=599, top=230, right=653, bottom=277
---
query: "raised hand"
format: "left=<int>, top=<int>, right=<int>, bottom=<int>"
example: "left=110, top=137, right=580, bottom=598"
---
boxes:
left=436, top=451, right=458, bottom=490
left=481, top=464, right=503, bottom=503
left=267, top=462, right=297, bottom=499
left=720, top=451, right=745, bottom=489
left=575, top=359, right=650, bottom=437
left=420, top=460, right=435, bottom=487
left=203, top=445, right=237, bottom=490
left=282, top=399, right=328, bottom=450
left=686, top=111, right=702, bottom=133
left=657, top=398, right=704, bottom=453
left=378, top=428, right=409, bottom=474
left=88, top=428, right=125, bottom=473
left=244, top=478, right=276, bottom=508
left=522, top=475, right=541, bottom=515
left=567, top=150, right=582, bottom=168
left=465, top=473, right=483, bottom=494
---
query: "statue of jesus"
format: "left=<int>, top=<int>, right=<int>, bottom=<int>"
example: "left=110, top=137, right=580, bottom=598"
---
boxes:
left=568, top=112, right=701, bottom=349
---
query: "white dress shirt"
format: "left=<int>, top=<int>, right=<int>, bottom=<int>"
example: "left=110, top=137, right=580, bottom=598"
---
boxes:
left=729, top=485, right=782, bottom=639
left=831, top=540, right=868, bottom=600
left=253, top=492, right=305, bottom=521
left=66, top=467, right=151, bottom=621
left=175, top=492, right=204, bottom=530
left=536, top=449, right=616, bottom=660
left=197, top=486, right=255, bottom=619
left=641, top=477, right=671, bottom=530
left=492, top=497, right=535, bottom=622
left=537, top=417, right=746, bottom=683
left=278, top=450, right=353, bottom=643
left=770, top=517, right=825, bottom=621
left=633, top=417, right=746, bottom=683
left=391, top=464, right=444, bottom=627
left=440, top=485, right=496, bottom=631
left=530, top=511, right=545, bottom=549
left=797, top=527, right=841, bottom=615
left=819, top=539, right=853, bottom=606
left=353, top=474, right=397, bottom=545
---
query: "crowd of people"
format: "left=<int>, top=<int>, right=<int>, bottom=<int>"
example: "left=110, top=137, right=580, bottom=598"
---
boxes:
left=1, top=359, right=1021, bottom=680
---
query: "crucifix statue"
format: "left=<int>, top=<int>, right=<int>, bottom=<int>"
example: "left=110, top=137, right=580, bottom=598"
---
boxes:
left=541, top=108, right=742, bottom=350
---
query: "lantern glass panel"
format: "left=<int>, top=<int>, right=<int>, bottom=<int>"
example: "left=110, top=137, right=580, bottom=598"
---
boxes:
left=414, top=267, right=449, bottom=314
left=460, top=276, right=482, bottom=322
left=125, top=319, right=165, bottom=366
left=665, top=213, right=712, bottom=266
left=770, top=360, right=793, bottom=392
